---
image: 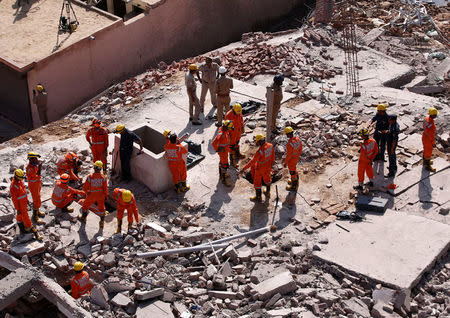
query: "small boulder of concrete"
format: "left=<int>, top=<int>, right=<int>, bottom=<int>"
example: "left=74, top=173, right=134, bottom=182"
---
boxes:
left=134, top=288, right=164, bottom=301
left=253, top=271, right=297, bottom=300
left=90, top=285, right=109, bottom=309
left=342, top=297, right=370, bottom=317
left=11, top=240, right=45, bottom=257
left=102, top=252, right=116, bottom=267
left=111, top=293, right=133, bottom=307
left=204, top=264, right=217, bottom=279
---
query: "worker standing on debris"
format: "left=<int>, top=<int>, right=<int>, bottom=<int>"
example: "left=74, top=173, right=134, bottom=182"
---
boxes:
left=78, top=161, right=108, bottom=228
left=266, top=75, right=284, bottom=136
left=32, top=84, right=48, bottom=125
left=386, top=114, right=399, bottom=178
left=284, top=127, right=303, bottom=191
left=71, top=262, right=92, bottom=299
left=113, top=188, right=139, bottom=233
left=10, top=169, right=42, bottom=240
left=225, top=103, right=244, bottom=167
left=368, top=103, right=389, bottom=161
left=52, top=174, right=85, bottom=212
left=86, top=118, right=109, bottom=174
left=57, top=152, right=82, bottom=182
left=212, top=120, right=234, bottom=187
left=240, top=134, right=275, bottom=202
left=114, top=124, right=143, bottom=181
left=26, top=152, right=45, bottom=224
left=422, top=107, right=438, bottom=172
left=185, top=64, right=202, bottom=125
left=354, top=128, right=378, bottom=191
left=215, top=66, right=234, bottom=127
left=199, top=57, right=219, bottom=112
left=164, top=133, right=190, bottom=193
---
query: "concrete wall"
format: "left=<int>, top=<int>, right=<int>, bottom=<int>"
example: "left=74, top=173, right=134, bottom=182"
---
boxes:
left=0, top=63, right=32, bottom=128
left=26, top=0, right=303, bottom=127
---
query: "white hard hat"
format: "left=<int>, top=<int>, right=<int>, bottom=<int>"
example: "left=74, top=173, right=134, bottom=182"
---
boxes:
left=219, top=66, right=227, bottom=74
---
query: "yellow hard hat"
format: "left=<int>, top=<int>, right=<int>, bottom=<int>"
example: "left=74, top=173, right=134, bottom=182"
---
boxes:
left=163, top=129, right=171, bottom=137
left=223, top=120, right=234, bottom=129
left=358, top=128, right=370, bottom=137
left=122, top=190, right=132, bottom=203
left=36, top=85, right=44, bottom=92
left=115, top=124, right=125, bottom=133
left=284, top=126, right=294, bottom=135
left=377, top=103, right=387, bottom=111
left=74, top=261, right=84, bottom=271
left=255, top=134, right=265, bottom=142
left=233, top=103, right=242, bottom=114
left=428, top=107, right=438, bottom=116
left=60, top=174, right=70, bottom=183
left=94, top=161, right=103, bottom=169
left=189, top=64, right=197, bottom=71
left=27, top=152, right=40, bottom=159
left=14, top=169, right=25, bottom=179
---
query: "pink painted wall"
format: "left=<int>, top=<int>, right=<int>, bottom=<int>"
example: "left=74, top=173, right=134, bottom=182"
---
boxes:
left=27, top=0, right=303, bottom=127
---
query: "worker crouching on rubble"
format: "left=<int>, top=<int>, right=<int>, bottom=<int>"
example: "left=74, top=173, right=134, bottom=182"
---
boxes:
left=240, top=134, right=275, bottom=202
left=52, top=174, right=85, bottom=212
left=353, top=128, right=378, bottom=191
left=71, top=262, right=93, bottom=299
left=422, top=107, right=438, bottom=172
left=113, top=188, right=139, bottom=234
left=164, top=132, right=190, bottom=193
left=57, top=152, right=82, bottom=182
left=10, top=169, right=43, bottom=241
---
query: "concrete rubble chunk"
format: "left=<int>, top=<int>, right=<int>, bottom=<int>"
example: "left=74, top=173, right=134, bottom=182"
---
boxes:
left=145, top=222, right=168, bottom=236
left=134, top=288, right=164, bottom=301
left=51, top=255, right=69, bottom=270
left=253, top=271, right=297, bottom=300
left=204, top=264, right=217, bottom=279
left=104, top=277, right=134, bottom=293
left=0, top=268, right=35, bottom=311
left=111, top=293, right=133, bottom=307
left=10, top=240, right=45, bottom=257
left=136, top=300, right=174, bottom=318
left=208, top=290, right=238, bottom=299
left=178, top=231, right=214, bottom=243
left=316, top=290, right=340, bottom=305
left=102, top=251, right=116, bottom=267
left=183, top=288, right=207, bottom=297
left=90, top=285, right=110, bottom=309
left=342, top=297, right=370, bottom=317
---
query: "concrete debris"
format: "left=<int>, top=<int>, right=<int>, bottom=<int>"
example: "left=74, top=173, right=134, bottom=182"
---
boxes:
left=111, top=292, right=133, bottom=307
left=253, top=271, right=297, bottom=300
left=90, top=285, right=110, bottom=309
left=134, top=288, right=164, bottom=301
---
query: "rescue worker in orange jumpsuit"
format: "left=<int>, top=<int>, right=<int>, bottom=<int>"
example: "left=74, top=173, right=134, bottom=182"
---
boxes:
left=164, top=133, right=190, bottom=193
left=57, top=152, right=82, bottom=182
left=225, top=103, right=244, bottom=167
left=284, top=127, right=303, bottom=191
left=353, top=128, right=378, bottom=191
left=26, top=152, right=45, bottom=224
left=422, top=107, right=438, bottom=172
left=212, top=120, right=234, bottom=187
left=10, top=169, right=42, bottom=240
left=113, top=188, right=139, bottom=234
left=52, top=174, right=85, bottom=212
left=78, top=161, right=108, bottom=228
left=71, top=262, right=92, bottom=299
left=86, top=118, right=109, bottom=174
left=240, top=134, right=275, bottom=202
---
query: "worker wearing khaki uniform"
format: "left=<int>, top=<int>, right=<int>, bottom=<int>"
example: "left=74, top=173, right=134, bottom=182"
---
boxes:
left=32, top=84, right=48, bottom=125
left=266, top=75, right=284, bottom=136
left=215, top=66, right=233, bottom=127
left=199, top=57, right=219, bottom=112
left=185, top=64, right=202, bottom=125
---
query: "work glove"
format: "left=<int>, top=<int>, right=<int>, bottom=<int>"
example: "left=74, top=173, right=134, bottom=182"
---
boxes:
left=217, top=147, right=225, bottom=152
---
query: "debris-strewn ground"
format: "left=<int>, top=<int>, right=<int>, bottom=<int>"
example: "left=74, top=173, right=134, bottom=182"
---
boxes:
left=1, top=1, right=449, bottom=318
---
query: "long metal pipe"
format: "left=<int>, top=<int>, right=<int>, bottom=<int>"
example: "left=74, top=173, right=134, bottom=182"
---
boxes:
left=200, top=226, right=272, bottom=246
left=135, top=243, right=229, bottom=258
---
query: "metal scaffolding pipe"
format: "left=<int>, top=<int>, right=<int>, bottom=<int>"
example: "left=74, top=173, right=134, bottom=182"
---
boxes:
left=135, top=243, right=229, bottom=258
left=200, top=225, right=273, bottom=246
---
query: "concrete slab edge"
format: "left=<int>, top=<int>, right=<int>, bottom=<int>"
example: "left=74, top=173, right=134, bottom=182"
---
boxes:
left=394, top=164, right=450, bottom=197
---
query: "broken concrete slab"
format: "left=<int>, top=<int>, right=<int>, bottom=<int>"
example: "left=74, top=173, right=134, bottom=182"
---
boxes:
left=208, top=290, right=238, bottom=299
left=0, top=268, right=35, bottom=311
left=253, top=271, right=297, bottom=300
left=134, top=288, right=164, bottom=301
left=342, top=297, right=371, bottom=317
left=136, top=300, right=174, bottom=318
left=111, top=293, right=133, bottom=307
left=313, top=210, right=450, bottom=290
left=90, top=285, right=109, bottom=309
left=0, top=210, right=14, bottom=222
left=10, top=240, right=45, bottom=257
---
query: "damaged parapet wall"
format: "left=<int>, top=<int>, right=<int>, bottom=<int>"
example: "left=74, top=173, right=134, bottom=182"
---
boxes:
left=113, top=125, right=187, bottom=193
left=18, top=0, right=305, bottom=128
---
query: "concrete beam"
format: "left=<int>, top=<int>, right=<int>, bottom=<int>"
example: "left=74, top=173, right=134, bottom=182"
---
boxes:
left=0, top=250, right=25, bottom=271
left=0, top=268, right=36, bottom=311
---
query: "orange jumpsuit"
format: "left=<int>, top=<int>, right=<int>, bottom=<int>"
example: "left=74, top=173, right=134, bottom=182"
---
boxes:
left=71, top=271, right=92, bottom=299
left=10, top=178, right=32, bottom=228
left=57, top=153, right=80, bottom=181
left=52, top=180, right=85, bottom=208
left=422, top=116, right=436, bottom=160
left=26, top=163, right=41, bottom=210
left=212, top=127, right=231, bottom=170
left=81, top=172, right=107, bottom=216
left=86, top=126, right=109, bottom=166
left=225, top=110, right=244, bottom=149
left=358, top=138, right=378, bottom=183
left=164, top=142, right=188, bottom=184
left=113, top=188, right=139, bottom=224
left=243, top=142, right=275, bottom=189
left=285, top=136, right=302, bottom=180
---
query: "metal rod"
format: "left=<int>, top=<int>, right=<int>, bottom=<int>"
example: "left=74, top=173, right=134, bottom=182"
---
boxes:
left=336, top=223, right=350, bottom=232
left=200, top=226, right=272, bottom=246
left=135, top=243, right=229, bottom=258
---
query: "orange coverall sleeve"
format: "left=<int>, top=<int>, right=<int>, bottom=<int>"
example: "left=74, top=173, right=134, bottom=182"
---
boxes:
left=180, top=144, right=188, bottom=155
left=212, top=134, right=221, bottom=152
left=69, top=187, right=85, bottom=197
left=102, top=178, right=108, bottom=196
left=71, top=279, right=79, bottom=299
left=85, top=128, right=92, bottom=144
left=10, top=185, right=20, bottom=210
left=269, top=145, right=275, bottom=166
left=82, top=178, right=90, bottom=193
left=243, top=151, right=260, bottom=171
left=103, top=128, right=109, bottom=148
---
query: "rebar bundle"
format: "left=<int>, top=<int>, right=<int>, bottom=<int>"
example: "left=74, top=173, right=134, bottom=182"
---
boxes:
left=342, top=6, right=361, bottom=97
